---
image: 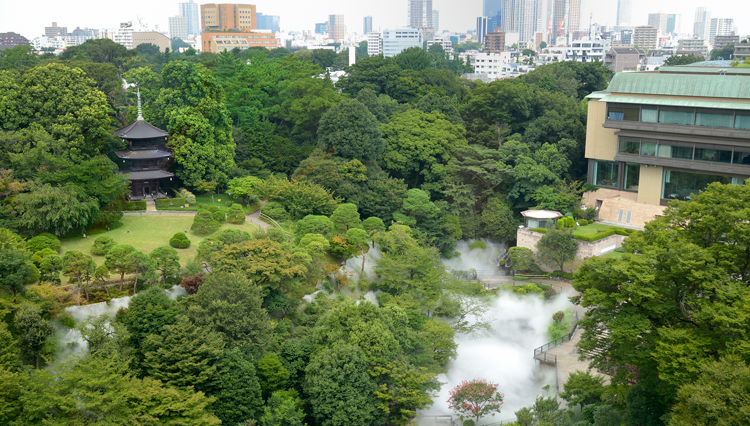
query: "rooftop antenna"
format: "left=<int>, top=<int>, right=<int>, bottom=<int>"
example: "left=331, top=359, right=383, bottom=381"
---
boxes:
left=137, top=88, right=143, bottom=120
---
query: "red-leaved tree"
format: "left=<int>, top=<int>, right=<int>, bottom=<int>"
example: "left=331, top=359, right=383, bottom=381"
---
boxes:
left=447, top=379, right=504, bottom=424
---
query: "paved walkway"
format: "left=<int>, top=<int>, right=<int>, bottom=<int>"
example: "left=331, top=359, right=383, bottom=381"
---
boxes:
left=146, top=200, right=157, bottom=212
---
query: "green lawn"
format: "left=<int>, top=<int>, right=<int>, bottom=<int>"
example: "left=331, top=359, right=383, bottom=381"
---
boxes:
left=573, top=223, right=615, bottom=237
left=158, top=193, right=236, bottom=211
left=60, top=215, right=258, bottom=266
left=602, top=251, right=624, bottom=259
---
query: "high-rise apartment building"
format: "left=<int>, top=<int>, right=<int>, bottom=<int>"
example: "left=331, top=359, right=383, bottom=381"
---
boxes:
left=484, top=0, right=503, bottom=18
left=477, top=17, right=489, bottom=43
left=201, top=4, right=257, bottom=32
left=179, top=0, right=200, bottom=37
left=501, top=0, right=543, bottom=44
left=633, top=26, right=658, bottom=50
left=408, top=0, right=432, bottom=29
left=617, top=0, right=632, bottom=26
left=169, top=16, right=188, bottom=40
left=666, top=14, right=680, bottom=35
left=364, top=16, right=373, bottom=35
left=257, top=14, right=280, bottom=32
left=315, top=23, right=328, bottom=35
left=432, top=10, right=439, bottom=33
left=568, top=0, right=581, bottom=34
left=0, top=32, right=29, bottom=51
left=45, top=22, right=67, bottom=38
left=328, top=14, right=345, bottom=42
left=709, top=18, right=733, bottom=45
left=714, top=34, right=739, bottom=51
left=693, top=7, right=711, bottom=40
left=485, top=28, right=506, bottom=53
left=367, top=32, right=383, bottom=56
left=648, top=13, right=668, bottom=35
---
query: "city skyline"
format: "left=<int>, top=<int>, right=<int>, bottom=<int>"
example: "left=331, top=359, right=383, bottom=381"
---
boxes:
left=1, top=0, right=749, bottom=39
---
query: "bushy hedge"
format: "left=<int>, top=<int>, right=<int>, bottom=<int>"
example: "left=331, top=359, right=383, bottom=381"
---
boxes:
left=123, top=201, right=147, bottom=211
left=155, top=198, right=187, bottom=209
left=529, top=228, right=548, bottom=234
left=27, top=233, right=61, bottom=253
left=178, top=188, right=196, bottom=204
left=228, top=204, right=246, bottom=224
left=261, top=201, right=290, bottom=221
left=551, top=270, right=574, bottom=280
left=556, top=216, right=577, bottom=230
left=169, top=232, right=191, bottom=248
left=470, top=241, right=487, bottom=251
left=90, top=235, right=117, bottom=256
left=191, top=210, right=221, bottom=235
left=578, top=219, right=591, bottom=226
left=206, top=205, right=226, bottom=223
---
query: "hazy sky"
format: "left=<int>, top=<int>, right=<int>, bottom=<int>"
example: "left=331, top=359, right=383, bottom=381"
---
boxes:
left=1, top=0, right=747, bottom=39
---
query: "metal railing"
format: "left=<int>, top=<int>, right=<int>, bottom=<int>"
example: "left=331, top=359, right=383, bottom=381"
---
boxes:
left=533, top=310, right=580, bottom=358
left=259, top=213, right=293, bottom=235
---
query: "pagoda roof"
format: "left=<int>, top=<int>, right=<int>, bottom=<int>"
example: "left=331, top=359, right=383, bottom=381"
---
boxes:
left=115, top=118, right=168, bottom=140
left=123, top=170, right=174, bottom=181
left=115, top=149, right=171, bottom=160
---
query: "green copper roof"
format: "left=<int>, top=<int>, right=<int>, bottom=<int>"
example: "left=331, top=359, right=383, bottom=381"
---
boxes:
left=596, top=95, right=750, bottom=111
left=606, top=72, right=750, bottom=99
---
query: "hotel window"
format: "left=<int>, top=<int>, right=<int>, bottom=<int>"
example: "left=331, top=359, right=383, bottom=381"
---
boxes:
left=695, top=147, right=732, bottom=163
left=618, top=139, right=640, bottom=154
left=662, top=169, right=740, bottom=201
left=657, top=143, right=693, bottom=160
left=641, top=106, right=658, bottom=122
left=623, top=163, right=640, bottom=191
left=695, top=111, right=733, bottom=128
left=607, top=106, right=639, bottom=121
left=735, top=112, right=750, bottom=130
left=641, top=140, right=657, bottom=156
left=659, top=107, right=694, bottom=125
left=593, top=160, right=618, bottom=188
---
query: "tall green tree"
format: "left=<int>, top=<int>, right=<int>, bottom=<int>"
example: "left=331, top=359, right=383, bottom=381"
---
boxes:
left=15, top=183, right=100, bottom=236
left=149, top=246, right=181, bottom=284
left=317, top=98, right=384, bottom=161
left=211, top=347, right=264, bottom=424
left=536, top=228, right=577, bottom=272
left=105, top=244, right=137, bottom=292
left=119, top=286, right=181, bottom=366
left=62, top=250, right=96, bottom=302
left=14, top=303, right=53, bottom=368
left=0, top=248, right=38, bottom=296
left=305, top=343, right=380, bottom=426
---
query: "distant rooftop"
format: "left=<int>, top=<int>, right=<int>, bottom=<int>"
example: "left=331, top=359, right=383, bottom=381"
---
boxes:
left=605, top=70, right=750, bottom=100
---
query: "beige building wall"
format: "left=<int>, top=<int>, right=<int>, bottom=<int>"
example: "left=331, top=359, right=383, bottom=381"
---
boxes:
left=636, top=165, right=663, bottom=205
left=584, top=98, right=618, bottom=160
left=133, top=32, right=171, bottom=52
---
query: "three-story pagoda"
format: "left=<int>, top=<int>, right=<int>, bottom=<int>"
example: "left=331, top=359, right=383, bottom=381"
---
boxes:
left=114, top=92, right=174, bottom=200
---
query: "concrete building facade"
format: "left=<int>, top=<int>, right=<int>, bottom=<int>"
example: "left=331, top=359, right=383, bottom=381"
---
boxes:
left=709, top=17, right=734, bottom=46
left=677, top=37, right=709, bottom=58
left=617, top=0, right=632, bottom=26
left=133, top=32, right=171, bottom=52
left=382, top=28, right=422, bottom=57
left=693, top=7, right=711, bottom=40
left=44, top=22, right=67, bottom=38
left=583, top=66, right=750, bottom=227
left=408, top=0, right=432, bottom=30
left=633, top=26, right=658, bottom=50
left=367, top=32, right=383, bottom=56
left=201, top=30, right=276, bottom=52
left=565, top=40, right=609, bottom=63
left=485, top=28, right=506, bottom=53
left=201, top=4, right=257, bottom=32
left=0, top=32, right=29, bottom=50
left=179, top=0, right=201, bottom=37
left=169, top=16, right=188, bottom=40
left=256, top=14, right=280, bottom=33
left=604, top=47, right=645, bottom=72
left=363, top=16, right=373, bottom=35
left=647, top=13, right=668, bottom=35
left=714, top=34, right=739, bottom=52
left=736, top=41, right=750, bottom=63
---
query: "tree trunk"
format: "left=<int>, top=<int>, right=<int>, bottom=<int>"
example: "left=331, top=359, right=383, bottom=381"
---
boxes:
left=76, top=273, right=82, bottom=306
left=119, top=272, right=125, bottom=292
left=359, top=246, right=366, bottom=288
left=133, top=264, right=140, bottom=295
left=103, top=281, right=111, bottom=297
left=35, top=354, right=39, bottom=369
left=84, top=278, right=90, bottom=302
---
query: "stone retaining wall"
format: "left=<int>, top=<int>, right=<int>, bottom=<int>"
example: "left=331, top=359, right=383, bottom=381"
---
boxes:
left=516, top=228, right=626, bottom=266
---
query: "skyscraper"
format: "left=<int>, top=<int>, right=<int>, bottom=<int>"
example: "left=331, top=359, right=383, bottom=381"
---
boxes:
left=568, top=0, right=581, bottom=33
left=408, top=0, right=433, bottom=29
left=179, top=0, right=200, bottom=37
left=432, top=10, right=439, bottom=33
left=648, top=13, right=668, bottom=35
left=693, top=7, right=711, bottom=40
left=500, top=0, right=543, bottom=44
left=666, top=14, right=680, bottom=35
left=483, top=0, right=504, bottom=18
left=364, top=16, right=373, bottom=35
left=329, top=14, right=345, bottom=41
left=257, top=13, right=280, bottom=33
left=477, top=17, right=489, bottom=43
left=617, top=0, right=632, bottom=26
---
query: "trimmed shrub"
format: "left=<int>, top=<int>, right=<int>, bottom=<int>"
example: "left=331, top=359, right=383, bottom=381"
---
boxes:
left=124, top=201, right=147, bottom=211
left=206, top=205, right=226, bottom=223
left=556, top=216, right=577, bottom=230
left=178, top=188, right=196, bottom=204
left=551, top=270, right=574, bottom=280
left=574, top=230, right=616, bottom=242
left=90, top=235, right=117, bottom=256
left=227, top=204, right=246, bottom=224
left=614, top=247, right=626, bottom=253
left=27, top=233, right=61, bottom=253
left=155, top=198, right=187, bottom=209
left=470, top=241, right=487, bottom=251
left=577, top=219, right=590, bottom=226
left=261, top=201, right=290, bottom=221
left=169, top=232, right=191, bottom=248
left=191, top=210, right=221, bottom=235
left=529, top=227, right=548, bottom=234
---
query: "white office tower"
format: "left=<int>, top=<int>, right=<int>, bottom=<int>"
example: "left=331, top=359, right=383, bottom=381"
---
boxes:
left=382, top=28, right=423, bottom=57
left=408, top=0, right=433, bottom=29
left=169, top=15, right=188, bottom=41
left=432, top=10, right=439, bottom=33
left=501, top=0, right=546, bottom=43
left=648, top=13, right=668, bottom=36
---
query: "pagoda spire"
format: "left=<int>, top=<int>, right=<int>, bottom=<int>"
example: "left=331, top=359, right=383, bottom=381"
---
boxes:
left=137, top=88, right=143, bottom=121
